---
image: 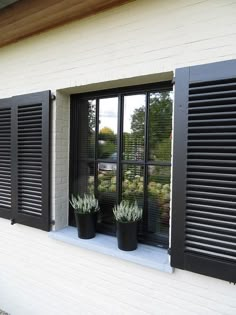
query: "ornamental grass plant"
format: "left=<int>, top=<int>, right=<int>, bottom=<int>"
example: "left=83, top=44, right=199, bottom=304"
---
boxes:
left=113, top=200, right=143, bottom=223
left=70, top=193, right=99, bottom=214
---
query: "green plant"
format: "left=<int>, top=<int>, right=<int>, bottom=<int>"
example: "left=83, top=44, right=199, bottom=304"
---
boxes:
left=113, top=200, right=143, bottom=223
left=70, top=193, right=99, bottom=214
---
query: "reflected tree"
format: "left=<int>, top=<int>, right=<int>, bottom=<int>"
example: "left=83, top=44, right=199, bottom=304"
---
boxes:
left=131, top=92, right=172, bottom=161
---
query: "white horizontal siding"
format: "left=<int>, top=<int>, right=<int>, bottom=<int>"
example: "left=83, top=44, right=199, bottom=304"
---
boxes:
left=0, top=219, right=236, bottom=315
left=0, top=0, right=236, bottom=314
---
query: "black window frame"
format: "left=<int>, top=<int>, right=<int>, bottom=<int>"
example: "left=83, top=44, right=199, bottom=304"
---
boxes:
left=69, top=81, right=173, bottom=248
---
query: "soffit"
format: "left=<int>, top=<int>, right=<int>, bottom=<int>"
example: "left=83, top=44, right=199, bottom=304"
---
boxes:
left=0, top=0, right=133, bottom=48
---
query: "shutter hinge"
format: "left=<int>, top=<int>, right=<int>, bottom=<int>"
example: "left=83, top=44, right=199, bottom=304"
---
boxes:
left=10, top=218, right=15, bottom=225
left=51, top=94, right=56, bottom=101
left=51, top=219, right=55, bottom=226
left=168, top=248, right=171, bottom=255
left=172, top=77, right=175, bottom=85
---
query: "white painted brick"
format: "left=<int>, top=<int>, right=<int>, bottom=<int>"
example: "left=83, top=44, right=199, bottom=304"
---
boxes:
left=0, top=219, right=235, bottom=315
left=0, top=0, right=236, bottom=96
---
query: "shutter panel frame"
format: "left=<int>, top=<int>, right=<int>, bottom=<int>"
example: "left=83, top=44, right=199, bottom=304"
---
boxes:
left=0, top=98, right=13, bottom=219
left=171, top=59, right=236, bottom=282
left=12, top=91, right=51, bottom=231
left=0, top=91, right=51, bottom=231
left=171, top=67, right=189, bottom=269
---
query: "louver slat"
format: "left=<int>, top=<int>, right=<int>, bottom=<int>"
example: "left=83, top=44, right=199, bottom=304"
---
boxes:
left=186, top=76, right=236, bottom=267
left=171, top=60, right=236, bottom=282
left=0, top=106, right=11, bottom=218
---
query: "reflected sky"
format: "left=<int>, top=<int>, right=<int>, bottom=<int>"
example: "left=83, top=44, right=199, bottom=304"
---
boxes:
left=99, top=98, right=118, bottom=132
left=123, top=95, right=145, bottom=133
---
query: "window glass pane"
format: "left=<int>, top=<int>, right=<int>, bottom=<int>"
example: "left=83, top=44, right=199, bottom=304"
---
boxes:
left=147, top=165, right=170, bottom=243
left=123, top=95, right=145, bottom=160
left=88, top=170, right=95, bottom=194
left=73, top=161, right=95, bottom=195
left=148, top=92, right=173, bottom=162
left=98, top=97, right=118, bottom=159
left=97, top=164, right=117, bottom=231
left=87, top=99, right=96, bottom=159
left=98, top=163, right=117, bottom=193
left=122, top=164, right=144, bottom=208
left=69, top=162, right=95, bottom=226
left=77, top=99, right=96, bottom=160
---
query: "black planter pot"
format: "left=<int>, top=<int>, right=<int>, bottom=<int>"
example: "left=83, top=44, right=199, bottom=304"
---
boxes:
left=116, top=221, right=138, bottom=251
left=75, top=212, right=97, bottom=239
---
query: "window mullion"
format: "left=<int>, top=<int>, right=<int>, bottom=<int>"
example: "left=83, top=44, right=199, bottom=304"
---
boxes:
left=94, top=97, right=99, bottom=197
left=143, top=92, right=150, bottom=232
left=116, top=94, right=123, bottom=204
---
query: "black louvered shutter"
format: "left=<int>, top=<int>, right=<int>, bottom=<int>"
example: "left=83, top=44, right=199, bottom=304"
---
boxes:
left=0, top=98, right=13, bottom=219
left=0, top=91, right=51, bottom=231
left=171, top=59, right=236, bottom=282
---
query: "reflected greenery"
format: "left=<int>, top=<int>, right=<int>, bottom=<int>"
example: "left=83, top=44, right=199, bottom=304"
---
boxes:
left=149, top=92, right=172, bottom=161
left=98, top=127, right=116, bottom=159
left=122, top=165, right=144, bottom=202
left=98, top=169, right=116, bottom=193
left=130, top=92, right=172, bottom=161
left=87, top=100, right=96, bottom=159
left=98, top=98, right=118, bottom=159
left=148, top=166, right=171, bottom=230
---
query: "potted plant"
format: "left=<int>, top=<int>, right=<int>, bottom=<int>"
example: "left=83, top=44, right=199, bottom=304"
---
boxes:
left=70, top=193, right=99, bottom=239
left=113, top=200, right=143, bottom=251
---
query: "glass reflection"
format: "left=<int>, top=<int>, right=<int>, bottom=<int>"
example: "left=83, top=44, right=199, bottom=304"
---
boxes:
left=147, top=165, right=170, bottom=236
left=77, top=99, right=96, bottom=160
left=122, top=164, right=144, bottom=207
left=87, top=99, right=96, bottom=159
left=97, top=164, right=117, bottom=194
left=97, top=164, right=117, bottom=230
left=123, top=95, right=146, bottom=160
left=148, top=92, right=173, bottom=161
left=69, top=162, right=95, bottom=226
left=73, top=162, right=95, bottom=195
left=98, top=98, right=118, bottom=159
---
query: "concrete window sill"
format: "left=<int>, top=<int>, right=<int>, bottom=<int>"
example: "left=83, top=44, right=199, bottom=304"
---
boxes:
left=49, top=226, right=173, bottom=273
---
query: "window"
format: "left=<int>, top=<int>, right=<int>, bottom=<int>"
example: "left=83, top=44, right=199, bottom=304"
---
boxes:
left=70, top=83, right=173, bottom=248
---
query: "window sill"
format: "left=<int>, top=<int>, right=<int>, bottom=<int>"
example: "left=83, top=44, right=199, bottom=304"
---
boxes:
left=49, top=227, right=173, bottom=273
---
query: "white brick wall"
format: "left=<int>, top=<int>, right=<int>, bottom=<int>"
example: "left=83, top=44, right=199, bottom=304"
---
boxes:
left=0, top=0, right=236, bottom=314
left=0, top=0, right=236, bottom=97
left=0, top=219, right=235, bottom=315
left=51, top=91, right=70, bottom=230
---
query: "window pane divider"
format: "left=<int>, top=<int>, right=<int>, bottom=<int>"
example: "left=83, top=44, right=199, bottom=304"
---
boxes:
left=96, top=159, right=117, bottom=163
left=116, top=94, right=123, bottom=204
left=76, top=159, right=171, bottom=166
left=120, top=160, right=145, bottom=165
left=94, top=98, right=99, bottom=197
left=147, top=161, right=172, bottom=166
left=143, top=92, right=149, bottom=232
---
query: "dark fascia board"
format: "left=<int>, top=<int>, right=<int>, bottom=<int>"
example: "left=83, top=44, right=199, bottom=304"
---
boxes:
left=0, top=0, right=133, bottom=48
